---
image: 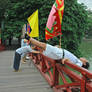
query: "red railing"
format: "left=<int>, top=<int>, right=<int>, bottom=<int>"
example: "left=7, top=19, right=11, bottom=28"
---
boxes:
left=0, top=44, right=5, bottom=51
left=29, top=50, right=92, bottom=92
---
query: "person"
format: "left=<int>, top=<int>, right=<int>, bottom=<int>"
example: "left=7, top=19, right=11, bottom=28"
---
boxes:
left=13, top=44, right=39, bottom=72
left=25, top=36, right=90, bottom=69
left=21, top=38, right=30, bottom=63
left=21, top=25, right=30, bottom=63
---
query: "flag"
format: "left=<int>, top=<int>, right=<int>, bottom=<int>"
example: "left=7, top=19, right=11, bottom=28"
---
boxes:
left=45, top=0, right=64, bottom=40
left=27, top=9, right=39, bottom=37
left=26, top=24, right=32, bottom=35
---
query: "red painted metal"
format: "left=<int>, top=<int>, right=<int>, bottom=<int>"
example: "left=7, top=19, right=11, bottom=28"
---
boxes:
left=0, top=44, right=5, bottom=51
left=29, top=49, right=92, bottom=92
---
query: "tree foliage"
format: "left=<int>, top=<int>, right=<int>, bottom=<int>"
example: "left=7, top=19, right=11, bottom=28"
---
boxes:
left=5, top=0, right=54, bottom=39
left=0, top=0, right=10, bottom=19
left=61, top=0, right=88, bottom=57
left=3, top=0, right=88, bottom=56
left=46, top=0, right=88, bottom=57
left=85, top=10, right=92, bottom=38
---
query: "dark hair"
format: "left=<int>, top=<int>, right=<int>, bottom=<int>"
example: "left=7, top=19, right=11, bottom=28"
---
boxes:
left=25, top=33, right=30, bottom=40
left=82, top=62, right=90, bottom=69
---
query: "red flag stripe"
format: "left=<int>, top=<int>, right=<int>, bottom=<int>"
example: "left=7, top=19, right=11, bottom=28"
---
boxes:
left=56, top=0, right=64, bottom=9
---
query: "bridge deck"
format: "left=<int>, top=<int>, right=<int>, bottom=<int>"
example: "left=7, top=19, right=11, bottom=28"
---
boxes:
left=0, top=51, right=53, bottom=92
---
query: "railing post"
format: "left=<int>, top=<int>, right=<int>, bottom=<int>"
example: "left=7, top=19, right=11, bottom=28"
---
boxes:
left=80, top=79, right=86, bottom=92
left=80, top=72, right=87, bottom=92
left=30, top=52, right=92, bottom=92
left=41, top=56, right=47, bottom=72
left=53, top=62, right=59, bottom=86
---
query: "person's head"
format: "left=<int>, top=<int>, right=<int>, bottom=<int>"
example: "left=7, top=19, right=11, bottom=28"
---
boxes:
left=80, top=57, right=90, bottom=69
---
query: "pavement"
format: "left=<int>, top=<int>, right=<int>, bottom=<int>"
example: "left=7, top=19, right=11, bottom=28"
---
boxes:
left=0, top=50, right=53, bottom=92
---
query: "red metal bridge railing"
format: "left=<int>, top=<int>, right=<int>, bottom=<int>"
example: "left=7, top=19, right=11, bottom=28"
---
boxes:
left=29, top=50, right=92, bottom=92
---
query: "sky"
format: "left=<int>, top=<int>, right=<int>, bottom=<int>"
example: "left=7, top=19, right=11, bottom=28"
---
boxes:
left=78, top=0, right=92, bottom=10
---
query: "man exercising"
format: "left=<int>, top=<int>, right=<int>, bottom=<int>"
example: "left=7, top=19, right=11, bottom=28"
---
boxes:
left=25, top=36, right=89, bottom=69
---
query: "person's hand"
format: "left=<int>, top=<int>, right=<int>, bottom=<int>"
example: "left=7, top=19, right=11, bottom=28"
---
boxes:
left=32, top=51, right=41, bottom=54
left=61, top=58, right=69, bottom=64
left=25, top=33, right=30, bottom=40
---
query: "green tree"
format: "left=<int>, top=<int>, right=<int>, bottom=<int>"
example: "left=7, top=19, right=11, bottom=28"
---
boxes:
left=5, top=0, right=54, bottom=45
left=85, top=10, right=92, bottom=38
left=49, top=0, right=88, bottom=57
left=61, top=0, right=88, bottom=57
left=5, top=0, right=88, bottom=57
left=0, top=0, right=10, bottom=20
left=0, top=0, right=11, bottom=44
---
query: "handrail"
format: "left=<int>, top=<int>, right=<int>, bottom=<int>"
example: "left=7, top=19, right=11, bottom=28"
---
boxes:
left=64, top=61, right=92, bottom=79
left=29, top=51, right=92, bottom=92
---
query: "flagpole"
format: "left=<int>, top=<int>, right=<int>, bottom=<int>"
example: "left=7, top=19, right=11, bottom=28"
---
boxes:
left=59, top=34, right=61, bottom=48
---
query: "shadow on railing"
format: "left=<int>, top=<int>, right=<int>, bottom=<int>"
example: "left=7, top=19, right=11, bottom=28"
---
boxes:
left=29, top=49, right=92, bottom=92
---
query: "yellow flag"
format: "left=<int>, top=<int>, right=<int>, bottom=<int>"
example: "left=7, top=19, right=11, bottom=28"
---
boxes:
left=27, top=10, right=39, bottom=37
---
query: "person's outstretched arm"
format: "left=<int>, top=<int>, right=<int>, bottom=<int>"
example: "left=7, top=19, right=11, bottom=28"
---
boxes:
left=25, top=34, right=46, bottom=50
left=32, top=50, right=41, bottom=54
left=29, top=38, right=46, bottom=51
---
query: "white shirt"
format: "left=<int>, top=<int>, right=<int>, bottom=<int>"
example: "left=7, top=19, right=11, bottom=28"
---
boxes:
left=16, top=46, right=33, bottom=55
left=43, top=44, right=83, bottom=67
left=64, top=49, right=83, bottom=66
left=43, top=44, right=63, bottom=60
